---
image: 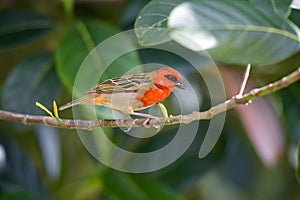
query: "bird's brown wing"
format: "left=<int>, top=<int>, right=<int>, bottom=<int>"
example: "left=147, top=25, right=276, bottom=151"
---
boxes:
left=87, top=73, right=154, bottom=94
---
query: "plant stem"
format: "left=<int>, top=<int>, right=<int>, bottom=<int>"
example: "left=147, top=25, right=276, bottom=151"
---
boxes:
left=0, top=68, right=299, bottom=131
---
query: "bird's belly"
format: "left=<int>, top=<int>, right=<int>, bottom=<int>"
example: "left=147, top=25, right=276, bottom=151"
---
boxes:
left=96, top=88, right=171, bottom=112
left=101, top=92, right=143, bottom=112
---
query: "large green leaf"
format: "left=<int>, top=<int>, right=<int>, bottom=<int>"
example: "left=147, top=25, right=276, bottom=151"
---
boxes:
left=135, top=0, right=300, bottom=65
left=0, top=10, right=54, bottom=50
left=290, top=8, right=300, bottom=29
left=100, top=169, right=183, bottom=200
left=134, top=0, right=185, bottom=46
left=35, top=126, right=61, bottom=179
left=55, top=19, right=141, bottom=93
left=297, top=141, right=300, bottom=183
left=291, top=0, right=300, bottom=10
left=280, top=85, right=300, bottom=142
left=0, top=191, right=43, bottom=200
left=2, top=53, right=61, bottom=115
left=150, top=121, right=222, bottom=190
left=0, top=135, right=48, bottom=199
left=169, top=0, right=300, bottom=65
left=251, top=0, right=292, bottom=17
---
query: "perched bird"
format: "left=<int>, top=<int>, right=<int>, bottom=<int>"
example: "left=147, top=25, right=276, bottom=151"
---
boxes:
left=59, top=67, right=185, bottom=124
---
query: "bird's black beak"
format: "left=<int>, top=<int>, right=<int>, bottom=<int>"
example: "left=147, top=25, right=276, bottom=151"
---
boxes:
left=175, top=80, right=185, bottom=89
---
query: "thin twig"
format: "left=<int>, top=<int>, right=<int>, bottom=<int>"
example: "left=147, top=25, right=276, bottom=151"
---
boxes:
left=0, top=67, right=299, bottom=131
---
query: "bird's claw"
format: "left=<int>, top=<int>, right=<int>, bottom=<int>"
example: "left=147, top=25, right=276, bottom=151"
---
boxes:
left=123, top=126, right=132, bottom=133
left=143, top=118, right=161, bottom=130
left=142, top=118, right=151, bottom=128
left=123, top=118, right=139, bottom=132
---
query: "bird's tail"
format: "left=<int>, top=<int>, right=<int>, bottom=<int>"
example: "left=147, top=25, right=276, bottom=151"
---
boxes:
left=59, top=94, right=96, bottom=111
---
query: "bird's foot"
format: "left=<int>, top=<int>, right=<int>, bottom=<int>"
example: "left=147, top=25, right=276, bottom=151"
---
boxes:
left=123, top=118, right=138, bottom=132
left=127, top=107, right=161, bottom=129
left=142, top=117, right=160, bottom=129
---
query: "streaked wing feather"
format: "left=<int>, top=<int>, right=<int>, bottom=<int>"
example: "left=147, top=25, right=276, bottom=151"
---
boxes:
left=88, top=73, right=153, bottom=94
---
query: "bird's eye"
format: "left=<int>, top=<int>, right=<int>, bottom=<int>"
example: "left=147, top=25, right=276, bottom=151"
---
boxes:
left=165, top=74, right=178, bottom=82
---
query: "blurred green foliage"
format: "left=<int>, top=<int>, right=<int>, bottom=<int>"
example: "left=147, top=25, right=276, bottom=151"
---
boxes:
left=0, top=0, right=300, bottom=200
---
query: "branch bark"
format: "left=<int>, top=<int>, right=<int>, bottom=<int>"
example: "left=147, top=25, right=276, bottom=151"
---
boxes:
left=0, top=67, right=299, bottom=131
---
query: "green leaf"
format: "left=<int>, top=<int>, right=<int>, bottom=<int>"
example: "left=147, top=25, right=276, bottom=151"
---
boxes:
left=152, top=123, right=222, bottom=190
left=297, top=141, right=300, bottom=183
left=36, top=102, right=54, bottom=117
left=158, top=103, right=170, bottom=122
left=100, top=170, right=148, bottom=200
left=0, top=10, right=54, bottom=50
left=279, top=85, right=300, bottom=142
left=0, top=135, right=48, bottom=198
left=133, top=175, right=183, bottom=200
left=2, top=53, right=61, bottom=115
left=61, top=0, right=74, bottom=21
left=35, top=101, right=64, bottom=125
left=168, top=0, right=300, bottom=65
left=290, top=8, right=300, bottom=29
left=135, top=0, right=300, bottom=65
left=118, top=0, right=150, bottom=29
left=291, top=0, right=300, bottom=10
left=251, top=0, right=292, bottom=17
left=35, top=126, right=61, bottom=180
left=53, top=101, right=59, bottom=118
left=55, top=19, right=141, bottom=94
left=100, top=169, right=182, bottom=200
left=134, top=0, right=185, bottom=46
left=0, top=191, right=43, bottom=200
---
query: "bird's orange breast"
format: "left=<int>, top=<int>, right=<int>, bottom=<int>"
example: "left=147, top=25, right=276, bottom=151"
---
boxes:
left=137, top=87, right=171, bottom=108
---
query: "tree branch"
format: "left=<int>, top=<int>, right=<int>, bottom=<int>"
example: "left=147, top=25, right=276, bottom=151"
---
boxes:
left=0, top=67, right=299, bottom=131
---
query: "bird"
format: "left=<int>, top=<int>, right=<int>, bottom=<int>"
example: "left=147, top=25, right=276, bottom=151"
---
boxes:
left=59, top=67, right=185, bottom=126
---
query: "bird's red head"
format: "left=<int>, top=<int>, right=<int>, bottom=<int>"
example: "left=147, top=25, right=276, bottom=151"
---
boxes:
left=151, top=67, right=185, bottom=91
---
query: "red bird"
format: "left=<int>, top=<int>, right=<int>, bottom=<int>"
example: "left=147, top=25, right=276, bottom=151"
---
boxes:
left=59, top=67, right=185, bottom=124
